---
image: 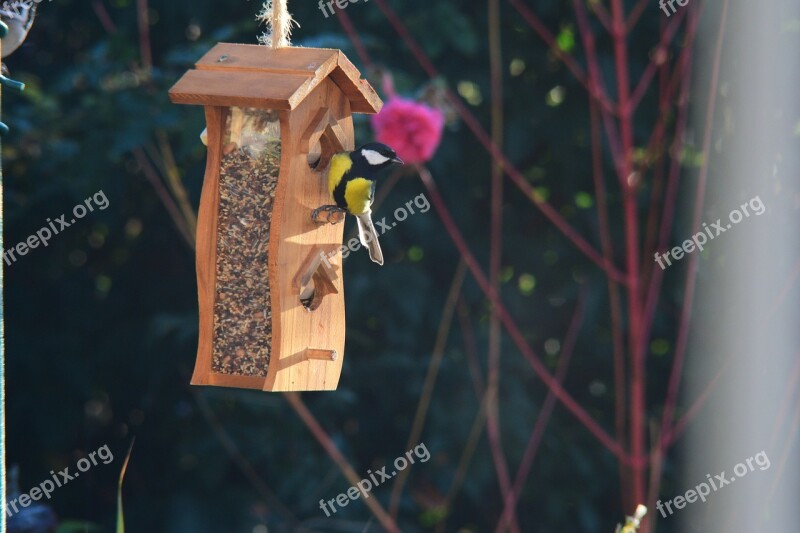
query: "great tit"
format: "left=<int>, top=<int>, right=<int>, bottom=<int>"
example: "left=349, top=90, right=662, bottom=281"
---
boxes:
left=312, top=142, right=403, bottom=265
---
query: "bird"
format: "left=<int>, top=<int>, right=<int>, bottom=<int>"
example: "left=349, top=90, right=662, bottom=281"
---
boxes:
left=1, top=1, right=37, bottom=60
left=312, top=142, right=403, bottom=265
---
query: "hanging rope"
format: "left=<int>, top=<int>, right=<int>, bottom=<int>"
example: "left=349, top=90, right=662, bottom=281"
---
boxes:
left=257, top=0, right=295, bottom=49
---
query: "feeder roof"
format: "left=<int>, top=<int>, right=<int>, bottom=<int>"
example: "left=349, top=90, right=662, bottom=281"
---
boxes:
left=168, top=44, right=382, bottom=114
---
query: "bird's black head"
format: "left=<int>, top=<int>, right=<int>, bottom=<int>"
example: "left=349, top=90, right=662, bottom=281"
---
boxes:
left=353, top=142, right=404, bottom=170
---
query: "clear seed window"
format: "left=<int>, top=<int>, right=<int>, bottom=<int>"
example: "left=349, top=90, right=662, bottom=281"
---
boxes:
left=213, top=108, right=280, bottom=377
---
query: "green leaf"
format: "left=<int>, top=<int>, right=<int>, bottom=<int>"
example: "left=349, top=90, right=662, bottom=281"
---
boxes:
left=679, top=145, right=705, bottom=167
left=518, top=273, right=536, bottom=295
left=532, top=186, right=550, bottom=203
left=57, top=522, right=103, bottom=532
left=650, top=339, right=670, bottom=356
left=117, top=438, right=135, bottom=533
left=575, top=192, right=594, bottom=209
left=556, top=26, right=576, bottom=53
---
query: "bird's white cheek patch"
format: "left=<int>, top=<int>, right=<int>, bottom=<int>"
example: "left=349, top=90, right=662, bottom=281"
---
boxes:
left=362, top=149, right=390, bottom=166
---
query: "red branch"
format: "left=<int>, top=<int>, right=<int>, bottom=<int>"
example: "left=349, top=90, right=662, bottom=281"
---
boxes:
left=589, top=1, right=613, bottom=33
left=571, top=0, right=625, bottom=178
left=638, top=11, right=699, bottom=376
left=91, top=0, right=118, bottom=34
left=284, top=393, right=400, bottom=533
left=629, top=10, right=689, bottom=111
left=372, top=0, right=628, bottom=284
left=658, top=0, right=730, bottom=456
left=507, top=0, right=615, bottom=115
left=417, top=166, right=631, bottom=463
left=607, top=0, right=648, bottom=510
left=136, top=0, right=152, bottom=70
left=589, top=97, right=630, bottom=504
left=625, top=0, right=650, bottom=32
left=495, top=292, right=587, bottom=532
left=485, top=0, right=519, bottom=529
left=334, top=8, right=372, bottom=68
left=336, top=1, right=711, bottom=526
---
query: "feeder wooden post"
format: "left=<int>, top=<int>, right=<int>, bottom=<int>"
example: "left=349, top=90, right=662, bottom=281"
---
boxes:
left=169, top=44, right=382, bottom=392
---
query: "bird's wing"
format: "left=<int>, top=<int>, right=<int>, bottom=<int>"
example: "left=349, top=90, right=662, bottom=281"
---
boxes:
left=356, top=211, right=384, bottom=265
left=328, top=153, right=354, bottom=196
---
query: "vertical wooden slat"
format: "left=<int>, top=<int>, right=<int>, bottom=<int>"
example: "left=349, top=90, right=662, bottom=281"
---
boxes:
left=263, top=78, right=351, bottom=391
left=190, top=106, right=228, bottom=386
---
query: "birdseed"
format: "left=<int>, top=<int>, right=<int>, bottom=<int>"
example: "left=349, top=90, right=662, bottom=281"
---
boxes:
left=212, top=108, right=281, bottom=377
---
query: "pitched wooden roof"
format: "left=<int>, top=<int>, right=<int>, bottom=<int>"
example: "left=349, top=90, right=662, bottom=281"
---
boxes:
left=168, top=43, right=382, bottom=114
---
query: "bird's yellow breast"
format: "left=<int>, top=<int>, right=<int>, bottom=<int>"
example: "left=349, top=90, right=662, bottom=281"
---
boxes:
left=328, top=153, right=353, bottom=195
left=344, top=178, right=373, bottom=215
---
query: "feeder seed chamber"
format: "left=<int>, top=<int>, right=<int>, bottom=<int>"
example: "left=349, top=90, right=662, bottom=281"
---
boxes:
left=169, top=43, right=383, bottom=392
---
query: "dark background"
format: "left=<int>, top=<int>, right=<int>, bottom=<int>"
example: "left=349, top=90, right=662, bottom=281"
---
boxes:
left=1, top=0, right=747, bottom=531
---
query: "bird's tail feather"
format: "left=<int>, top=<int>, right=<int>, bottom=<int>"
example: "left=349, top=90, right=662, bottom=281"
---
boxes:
left=355, top=212, right=384, bottom=265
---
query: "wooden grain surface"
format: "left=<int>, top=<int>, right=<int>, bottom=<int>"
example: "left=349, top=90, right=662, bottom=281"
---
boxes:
left=263, top=77, right=352, bottom=391
left=196, top=43, right=338, bottom=74
left=190, top=106, right=230, bottom=387
left=169, top=44, right=382, bottom=114
left=331, top=51, right=383, bottom=114
left=169, top=70, right=309, bottom=109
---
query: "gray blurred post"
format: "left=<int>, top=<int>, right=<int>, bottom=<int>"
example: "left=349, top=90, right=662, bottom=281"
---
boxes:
left=675, top=1, right=800, bottom=531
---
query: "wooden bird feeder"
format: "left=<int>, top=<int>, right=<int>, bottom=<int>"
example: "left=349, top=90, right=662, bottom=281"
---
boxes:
left=168, top=43, right=382, bottom=391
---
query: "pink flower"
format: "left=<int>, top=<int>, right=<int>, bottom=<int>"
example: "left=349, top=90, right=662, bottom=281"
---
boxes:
left=371, top=97, right=445, bottom=165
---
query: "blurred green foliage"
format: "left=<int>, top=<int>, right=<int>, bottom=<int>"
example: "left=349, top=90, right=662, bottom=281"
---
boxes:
left=3, top=0, right=683, bottom=531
